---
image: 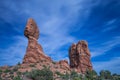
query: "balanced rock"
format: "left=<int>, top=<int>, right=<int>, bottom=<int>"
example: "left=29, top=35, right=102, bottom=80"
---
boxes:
left=23, top=18, right=52, bottom=64
left=0, top=18, right=94, bottom=80
left=22, top=18, right=92, bottom=74
left=69, top=40, right=92, bottom=73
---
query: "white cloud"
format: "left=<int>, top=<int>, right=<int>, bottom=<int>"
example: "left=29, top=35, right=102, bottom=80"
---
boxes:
left=91, top=36, right=120, bottom=57
left=1, top=0, right=87, bottom=64
left=0, top=36, right=27, bottom=66
left=21, top=0, right=95, bottom=60
left=102, top=19, right=117, bottom=32
left=93, top=57, right=120, bottom=74
left=2, top=0, right=119, bottom=66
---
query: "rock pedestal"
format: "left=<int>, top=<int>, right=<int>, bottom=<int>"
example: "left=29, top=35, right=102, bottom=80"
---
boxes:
left=23, top=18, right=52, bottom=64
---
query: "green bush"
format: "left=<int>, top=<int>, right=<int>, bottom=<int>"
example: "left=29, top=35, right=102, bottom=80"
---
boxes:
left=71, top=70, right=78, bottom=78
left=13, top=76, right=22, bottom=80
left=13, top=66, right=19, bottom=72
left=85, top=70, right=97, bottom=80
left=52, top=61, right=56, bottom=64
left=99, top=70, right=112, bottom=79
left=26, top=67, right=53, bottom=80
left=0, top=69, right=2, bottom=73
left=55, top=71, right=61, bottom=75
left=0, top=69, right=2, bottom=75
left=4, top=69, right=11, bottom=73
left=61, top=72, right=70, bottom=80
left=17, top=62, right=21, bottom=65
left=73, top=77, right=82, bottom=80
left=29, top=64, right=35, bottom=67
left=0, top=78, right=2, bottom=80
left=112, top=74, right=120, bottom=80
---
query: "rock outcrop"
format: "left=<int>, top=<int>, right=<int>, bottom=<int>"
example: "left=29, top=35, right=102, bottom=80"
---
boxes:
left=0, top=18, right=93, bottom=80
left=22, top=18, right=92, bottom=74
left=69, top=40, right=92, bottom=73
left=23, top=18, right=52, bottom=63
left=22, top=18, right=70, bottom=74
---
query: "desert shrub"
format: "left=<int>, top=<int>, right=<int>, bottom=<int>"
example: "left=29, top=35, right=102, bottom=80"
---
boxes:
left=61, top=72, right=70, bottom=80
left=56, top=71, right=82, bottom=80
left=52, top=61, right=56, bottom=64
left=10, top=74, right=14, bottom=79
left=17, top=71, right=22, bottom=76
left=29, top=64, right=35, bottom=67
left=13, top=76, right=22, bottom=80
left=69, top=70, right=83, bottom=80
left=71, top=70, right=78, bottom=78
left=13, top=66, right=19, bottom=72
left=9, top=70, right=14, bottom=75
left=73, top=77, right=82, bottom=80
left=4, top=69, right=11, bottom=73
left=0, top=69, right=2, bottom=80
left=26, top=67, right=53, bottom=80
left=0, top=69, right=2, bottom=76
left=99, top=70, right=112, bottom=79
left=55, top=71, right=61, bottom=75
left=17, top=62, right=21, bottom=65
left=0, top=69, right=2, bottom=73
left=0, top=77, right=2, bottom=80
left=85, top=70, right=97, bottom=80
left=112, top=74, right=120, bottom=80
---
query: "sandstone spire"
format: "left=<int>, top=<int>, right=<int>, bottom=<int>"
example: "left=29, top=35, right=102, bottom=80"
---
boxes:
left=69, top=40, right=92, bottom=73
left=23, top=18, right=52, bottom=64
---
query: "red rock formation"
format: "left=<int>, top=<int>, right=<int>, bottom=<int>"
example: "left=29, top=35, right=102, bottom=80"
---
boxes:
left=0, top=18, right=94, bottom=80
left=22, top=18, right=92, bottom=74
left=23, top=18, right=52, bottom=64
left=69, top=43, right=78, bottom=68
left=69, top=40, right=92, bottom=73
left=21, top=18, right=71, bottom=75
left=58, top=60, right=70, bottom=70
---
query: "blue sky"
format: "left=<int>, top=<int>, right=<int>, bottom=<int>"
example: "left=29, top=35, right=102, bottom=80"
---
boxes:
left=0, top=0, right=120, bottom=74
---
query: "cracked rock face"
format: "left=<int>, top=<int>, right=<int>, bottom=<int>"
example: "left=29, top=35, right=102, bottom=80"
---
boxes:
left=69, top=40, right=93, bottom=73
left=23, top=18, right=52, bottom=64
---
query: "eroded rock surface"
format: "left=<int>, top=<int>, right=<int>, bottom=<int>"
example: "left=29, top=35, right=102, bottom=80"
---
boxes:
left=23, top=18, right=52, bottom=63
left=22, top=18, right=70, bottom=74
left=22, top=18, right=92, bottom=74
left=69, top=40, right=92, bottom=73
left=0, top=18, right=93, bottom=80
